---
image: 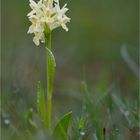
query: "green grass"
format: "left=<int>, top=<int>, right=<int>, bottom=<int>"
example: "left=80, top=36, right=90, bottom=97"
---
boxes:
left=1, top=79, right=139, bottom=140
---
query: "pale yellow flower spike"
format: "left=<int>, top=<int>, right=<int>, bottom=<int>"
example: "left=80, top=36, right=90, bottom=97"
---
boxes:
left=27, top=0, right=70, bottom=46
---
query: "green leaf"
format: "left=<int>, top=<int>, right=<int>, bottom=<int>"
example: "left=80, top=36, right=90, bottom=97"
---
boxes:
left=53, top=111, right=72, bottom=140
left=46, top=47, right=56, bottom=67
left=46, top=47, right=56, bottom=95
left=37, top=81, right=46, bottom=122
left=46, top=47, right=56, bottom=130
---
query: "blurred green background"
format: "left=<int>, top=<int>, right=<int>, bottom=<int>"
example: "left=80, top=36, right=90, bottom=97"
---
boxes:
left=1, top=0, right=139, bottom=139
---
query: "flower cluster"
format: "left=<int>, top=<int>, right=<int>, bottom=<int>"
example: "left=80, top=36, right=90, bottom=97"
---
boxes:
left=27, top=0, right=70, bottom=46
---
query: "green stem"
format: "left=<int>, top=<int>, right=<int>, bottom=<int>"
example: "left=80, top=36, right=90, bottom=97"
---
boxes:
left=45, top=30, right=52, bottom=132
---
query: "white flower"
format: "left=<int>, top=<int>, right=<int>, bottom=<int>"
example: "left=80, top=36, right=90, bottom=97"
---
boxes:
left=27, top=0, right=70, bottom=46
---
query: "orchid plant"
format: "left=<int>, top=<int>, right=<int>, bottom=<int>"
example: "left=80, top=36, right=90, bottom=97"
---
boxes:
left=27, top=0, right=72, bottom=138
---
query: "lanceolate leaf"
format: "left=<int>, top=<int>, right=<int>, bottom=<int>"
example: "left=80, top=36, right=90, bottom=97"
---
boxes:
left=53, top=111, right=72, bottom=140
left=46, top=47, right=56, bottom=67
left=46, top=47, right=56, bottom=96
left=37, top=81, right=46, bottom=122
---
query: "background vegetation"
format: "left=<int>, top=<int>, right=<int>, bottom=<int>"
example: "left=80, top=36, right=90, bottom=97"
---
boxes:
left=1, top=0, right=139, bottom=139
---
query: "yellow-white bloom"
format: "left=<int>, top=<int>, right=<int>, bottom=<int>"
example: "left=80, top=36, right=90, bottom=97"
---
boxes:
left=27, top=0, right=70, bottom=46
